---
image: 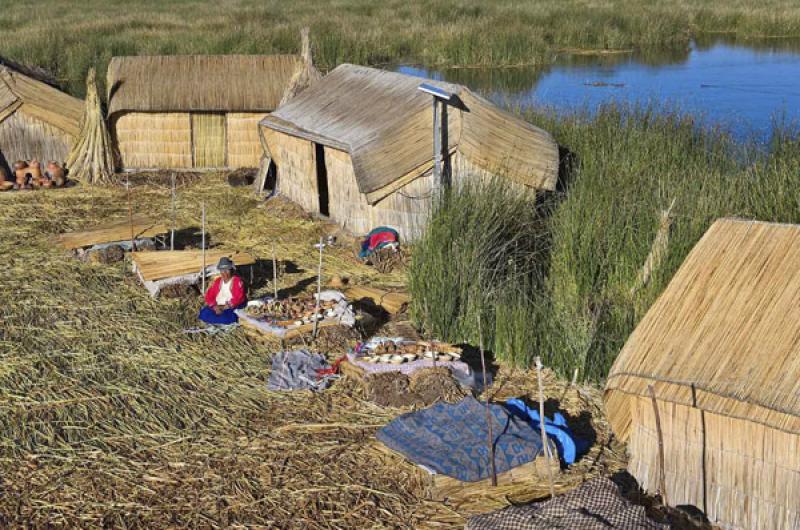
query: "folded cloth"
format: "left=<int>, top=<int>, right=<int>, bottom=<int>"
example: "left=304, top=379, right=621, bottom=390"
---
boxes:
left=267, top=350, right=334, bottom=392
left=359, top=226, right=399, bottom=258
left=505, top=398, right=590, bottom=465
left=377, top=396, right=546, bottom=482
left=466, top=477, right=669, bottom=530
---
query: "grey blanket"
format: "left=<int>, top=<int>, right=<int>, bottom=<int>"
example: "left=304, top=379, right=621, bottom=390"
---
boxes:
left=466, top=477, right=668, bottom=530
left=267, top=350, right=334, bottom=392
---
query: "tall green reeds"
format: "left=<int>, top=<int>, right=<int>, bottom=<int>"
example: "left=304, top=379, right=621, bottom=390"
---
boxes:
left=408, top=179, right=548, bottom=366
left=3, top=0, right=800, bottom=98
left=410, top=104, right=800, bottom=381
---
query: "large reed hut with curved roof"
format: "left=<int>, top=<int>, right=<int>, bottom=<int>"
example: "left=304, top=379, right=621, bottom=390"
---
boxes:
left=605, top=218, right=800, bottom=530
left=258, top=64, right=559, bottom=237
left=107, top=54, right=317, bottom=171
left=0, top=58, right=83, bottom=174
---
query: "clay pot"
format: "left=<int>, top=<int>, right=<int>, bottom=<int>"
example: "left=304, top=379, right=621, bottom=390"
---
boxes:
left=28, top=159, right=43, bottom=180
left=47, top=161, right=66, bottom=187
left=14, top=161, right=29, bottom=188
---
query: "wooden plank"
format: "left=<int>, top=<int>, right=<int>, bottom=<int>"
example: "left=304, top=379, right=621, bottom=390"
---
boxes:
left=345, top=286, right=410, bottom=314
left=239, top=314, right=339, bottom=340
left=57, top=215, right=168, bottom=249
left=132, top=249, right=255, bottom=281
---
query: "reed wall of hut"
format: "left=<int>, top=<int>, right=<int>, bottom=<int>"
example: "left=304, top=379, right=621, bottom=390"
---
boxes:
left=605, top=218, right=800, bottom=530
left=616, top=394, right=800, bottom=530
left=0, top=109, right=73, bottom=166
left=111, top=113, right=193, bottom=169
left=266, top=129, right=535, bottom=237
left=107, top=54, right=318, bottom=171
left=226, top=113, right=265, bottom=168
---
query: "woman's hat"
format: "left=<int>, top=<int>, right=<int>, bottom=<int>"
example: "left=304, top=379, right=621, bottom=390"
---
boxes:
left=217, top=256, right=235, bottom=271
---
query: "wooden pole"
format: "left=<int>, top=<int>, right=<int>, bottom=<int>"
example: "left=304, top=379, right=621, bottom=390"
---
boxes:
left=648, top=384, right=669, bottom=506
left=312, top=237, right=323, bottom=338
left=478, top=314, right=497, bottom=487
left=126, top=175, right=135, bottom=251
left=535, top=356, right=556, bottom=498
left=170, top=172, right=176, bottom=250
left=272, top=243, right=279, bottom=300
left=201, top=202, right=206, bottom=296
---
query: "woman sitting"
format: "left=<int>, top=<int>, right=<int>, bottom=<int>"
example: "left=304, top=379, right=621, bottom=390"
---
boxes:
left=198, top=257, right=247, bottom=325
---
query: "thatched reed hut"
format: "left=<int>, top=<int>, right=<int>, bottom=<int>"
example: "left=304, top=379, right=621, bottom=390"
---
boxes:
left=0, top=58, right=83, bottom=173
left=258, top=64, right=558, bottom=237
left=107, top=55, right=316, bottom=171
left=605, top=218, right=800, bottom=530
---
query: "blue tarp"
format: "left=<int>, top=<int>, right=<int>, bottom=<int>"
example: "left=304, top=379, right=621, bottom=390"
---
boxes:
left=504, top=398, right=590, bottom=465
left=376, top=396, right=545, bottom=482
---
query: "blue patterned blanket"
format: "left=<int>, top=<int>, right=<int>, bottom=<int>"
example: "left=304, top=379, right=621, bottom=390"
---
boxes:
left=376, top=396, right=545, bottom=482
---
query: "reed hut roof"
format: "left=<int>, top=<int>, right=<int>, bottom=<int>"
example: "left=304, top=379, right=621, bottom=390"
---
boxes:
left=0, top=58, right=83, bottom=136
left=260, top=64, right=558, bottom=203
left=606, top=218, right=800, bottom=437
left=107, top=55, right=307, bottom=117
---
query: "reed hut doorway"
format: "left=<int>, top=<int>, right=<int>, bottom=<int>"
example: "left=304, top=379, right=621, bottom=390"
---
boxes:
left=192, top=113, right=226, bottom=168
left=314, top=142, right=330, bottom=217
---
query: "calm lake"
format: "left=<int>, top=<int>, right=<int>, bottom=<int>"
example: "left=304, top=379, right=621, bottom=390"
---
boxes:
left=397, top=37, right=800, bottom=142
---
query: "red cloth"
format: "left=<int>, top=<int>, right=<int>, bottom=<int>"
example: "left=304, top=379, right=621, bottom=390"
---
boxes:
left=368, top=230, right=397, bottom=250
left=204, top=275, right=246, bottom=308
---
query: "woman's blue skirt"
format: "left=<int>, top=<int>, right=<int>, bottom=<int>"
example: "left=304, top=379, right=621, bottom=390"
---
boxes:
left=198, top=304, right=243, bottom=325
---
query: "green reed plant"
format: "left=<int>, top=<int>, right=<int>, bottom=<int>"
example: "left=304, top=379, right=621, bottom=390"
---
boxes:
left=3, top=0, right=800, bottom=98
left=408, top=178, right=548, bottom=363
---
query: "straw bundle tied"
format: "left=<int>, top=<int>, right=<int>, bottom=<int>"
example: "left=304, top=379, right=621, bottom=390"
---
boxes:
left=630, top=198, right=676, bottom=296
left=65, top=68, right=114, bottom=184
left=279, top=27, right=323, bottom=107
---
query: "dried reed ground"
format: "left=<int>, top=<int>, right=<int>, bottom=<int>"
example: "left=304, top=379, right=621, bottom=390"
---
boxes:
left=0, top=175, right=623, bottom=529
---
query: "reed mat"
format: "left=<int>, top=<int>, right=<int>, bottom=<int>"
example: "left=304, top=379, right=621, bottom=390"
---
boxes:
left=0, top=173, right=620, bottom=528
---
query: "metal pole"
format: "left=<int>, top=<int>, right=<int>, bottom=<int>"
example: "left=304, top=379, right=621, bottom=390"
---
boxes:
left=170, top=172, right=176, bottom=250
left=312, top=237, right=323, bottom=338
left=536, top=356, right=556, bottom=497
left=441, top=103, right=449, bottom=186
left=432, top=98, right=441, bottom=187
left=201, top=202, right=206, bottom=295
left=272, top=242, right=279, bottom=300
left=478, top=315, right=497, bottom=487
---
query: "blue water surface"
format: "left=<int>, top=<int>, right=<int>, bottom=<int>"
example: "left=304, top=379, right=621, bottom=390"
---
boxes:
left=397, top=38, right=800, bottom=142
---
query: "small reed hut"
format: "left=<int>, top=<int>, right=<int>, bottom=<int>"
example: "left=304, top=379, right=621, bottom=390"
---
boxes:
left=258, top=64, right=558, bottom=237
left=0, top=58, right=83, bottom=173
left=605, top=218, right=800, bottom=530
left=107, top=54, right=316, bottom=171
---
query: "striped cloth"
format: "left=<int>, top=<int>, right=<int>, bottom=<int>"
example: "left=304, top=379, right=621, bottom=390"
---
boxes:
left=466, top=478, right=668, bottom=530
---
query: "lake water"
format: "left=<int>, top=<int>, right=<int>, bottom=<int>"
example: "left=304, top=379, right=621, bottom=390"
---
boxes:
left=397, top=37, right=800, bottom=142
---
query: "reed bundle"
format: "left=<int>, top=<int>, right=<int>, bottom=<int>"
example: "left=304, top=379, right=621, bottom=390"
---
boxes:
left=279, top=27, right=322, bottom=106
left=65, top=68, right=114, bottom=184
left=56, top=214, right=167, bottom=249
